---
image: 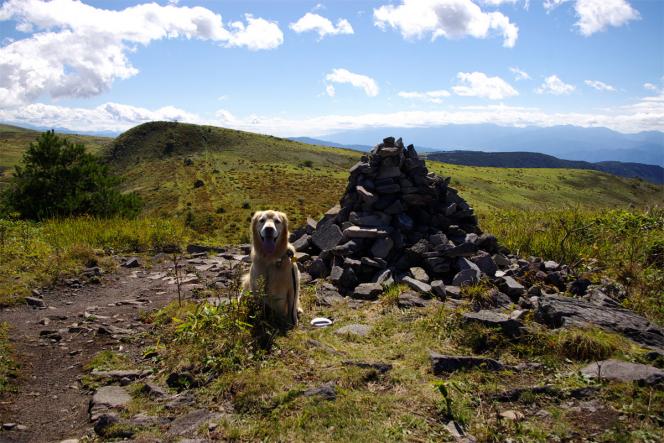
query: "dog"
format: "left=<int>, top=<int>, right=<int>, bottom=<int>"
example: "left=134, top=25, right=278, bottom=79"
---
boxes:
left=242, top=210, right=301, bottom=327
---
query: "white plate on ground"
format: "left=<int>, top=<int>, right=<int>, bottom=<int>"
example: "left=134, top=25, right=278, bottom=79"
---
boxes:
left=310, top=317, right=333, bottom=328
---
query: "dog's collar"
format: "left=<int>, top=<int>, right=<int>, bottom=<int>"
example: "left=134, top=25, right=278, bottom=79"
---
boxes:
left=275, top=249, right=296, bottom=266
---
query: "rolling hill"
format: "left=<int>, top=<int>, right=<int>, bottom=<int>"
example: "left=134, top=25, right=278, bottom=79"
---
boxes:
left=1, top=122, right=662, bottom=243
left=426, top=150, right=664, bottom=184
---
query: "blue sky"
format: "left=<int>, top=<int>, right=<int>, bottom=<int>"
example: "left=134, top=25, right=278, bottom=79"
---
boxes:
left=0, top=0, right=662, bottom=135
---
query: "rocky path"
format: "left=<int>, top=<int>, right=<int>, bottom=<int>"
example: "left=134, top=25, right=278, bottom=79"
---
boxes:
left=0, top=250, right=246, bottom=443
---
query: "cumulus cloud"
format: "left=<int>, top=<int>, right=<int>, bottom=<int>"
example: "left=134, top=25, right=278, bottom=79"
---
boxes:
left=0, top=0, right=283, bottom=107
left=452, top=72, right=518, bottom=100
left=373, top=0, right=519, bottom=48
left=584, top=80, right=615, bottom=92
left=2, top=96, right=662, bottom=136
left=509, top=66, right=530, bottom=81
left=544, top=0, right=639, bottom=36
left=325, top=68, right=379, bottom=97
left=536, top=75, right=575, bottom=95
left=398, top=90, right=451, bottom=103
left=643, top=82, right=658, bottom=92
left=289, top=12, right=353, bottom=39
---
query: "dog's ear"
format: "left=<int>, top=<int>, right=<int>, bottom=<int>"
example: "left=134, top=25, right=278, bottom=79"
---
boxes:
left=278, top=211, right=289, bottom=233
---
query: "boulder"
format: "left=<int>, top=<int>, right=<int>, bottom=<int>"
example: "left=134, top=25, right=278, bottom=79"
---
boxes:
left=352, top=283, right=384, bottom=300
left=402, top=276, right=432, bottom=294
left=311, top=223, right=343, bottom=251
left=580, top=360, right=664, bottom=385
left=452, top=268, right=481, bottom=287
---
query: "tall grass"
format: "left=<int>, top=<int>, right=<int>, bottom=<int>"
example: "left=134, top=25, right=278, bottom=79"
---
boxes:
left=0, top=217, right=190, bottom=305
left=480, top=207, right=664, bottom=322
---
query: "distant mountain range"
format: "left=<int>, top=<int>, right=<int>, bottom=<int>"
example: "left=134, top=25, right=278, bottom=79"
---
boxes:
left=291, top=134, right=664, bottom=184
left=427, top=151, right=664, bottom=184
left=314, top=124, right=663, bottom=167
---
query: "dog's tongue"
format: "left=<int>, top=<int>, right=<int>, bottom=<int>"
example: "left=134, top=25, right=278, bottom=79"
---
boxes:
left=262, top=237, right=276, bottom=254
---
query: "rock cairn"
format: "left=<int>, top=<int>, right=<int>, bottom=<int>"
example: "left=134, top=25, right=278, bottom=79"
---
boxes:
left=291, top=137, right=500, bottom=299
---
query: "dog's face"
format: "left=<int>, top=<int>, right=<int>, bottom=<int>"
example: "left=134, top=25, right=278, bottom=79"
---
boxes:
left=251, top=210, right=289, bottom=256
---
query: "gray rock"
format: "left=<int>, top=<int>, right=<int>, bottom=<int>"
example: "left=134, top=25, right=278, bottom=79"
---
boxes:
left=543, top=260, right=559, bottom=271
left=581, top=360, right=664, bottom=384
left=371, top=237, right=394, bottom=259
left=25, top=296, right=46, bottom=308
left=122, top=257, right=140, bottom=268
left=462, top=310, right=522, bottom=337
left=292, top=234, right=311, bottom=252
left=409, top=267, right=430, bottom=283
left=356, top=186, right=378, bottom=205
left=349, top=212, right=391, bottom=228
left=493, top=253, right=511, bottom=268
left=339, top=267, right=359, bottom=289
left=456, top=257, right=481, bottom=273
left=446, top=285, right=462, bottom=298
left=90, top=386, right=131, bottom=420
left=402, top=276, right=432, bottom=294
left=139, top=382, right=168, bottom=399
left=353, top=283, right=384, bottom=300
left=303, top=382, right=337, bottom=401
left=308, top=257, right=329, bottom=278
left=343, top=226, right=387, bottom=239
left=167, top=409, right=221, bottom=437
left=396, top=213, right=414, bottom=230
left=311, top=223, right=343, bottom=251
left=536, top=295, right=664, bottom=350
left=91, top=369, right=150, bottom=381
left=329, top=265, right=344, bottom=285
left=452, top=268, right=481, bottom=287
left=430, top=352, right=504, bottom=375
left=431, top=280, right=446, bottom=298
left=471, top=253, right=497, bottom=277
left=335, top=324, right=371, bottom=337
left=499, top=276, right=526, bottom=299
left=342, top=360, right=393, bottom=374
left=442, top=242, right=478, bottom=258
left=398, top=292, right=437, bottom=308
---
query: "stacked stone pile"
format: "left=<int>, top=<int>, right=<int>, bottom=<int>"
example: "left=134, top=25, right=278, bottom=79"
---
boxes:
left=291, top=137, right=503, bottom=299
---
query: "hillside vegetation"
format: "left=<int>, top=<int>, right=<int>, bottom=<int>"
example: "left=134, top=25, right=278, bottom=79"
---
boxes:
left=0, top=124, right=111, bottom=188
left=98, top=122, right=663, bottom=243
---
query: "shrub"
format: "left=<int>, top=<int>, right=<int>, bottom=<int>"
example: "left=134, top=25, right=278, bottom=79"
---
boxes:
left=2, top=130, right=141, bottom=220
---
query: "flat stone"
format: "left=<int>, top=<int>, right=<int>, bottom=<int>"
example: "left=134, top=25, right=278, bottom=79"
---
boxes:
left=377, top=166, right=402, bottom=179
left=303, top=382, right=337, bottom=401
left=342, top=360, right=393, bottom=374
left=376, top=183, right=401, bottom=194
left=536, top=295, right=664, bottom=349
left=442, top=242, right=478, bottom=258
left=349, top=212, right=390, bottom=228
left=292, top=234, right=311, bottom=252
left=166, top=409, right=222, bottom=437
left=543, top=260, right=559, bottom=271
left=356, top=185, right=378, bottom=205
left=25, top=297, right=46, bottom=308
left=452, top=268, right=481, bottom=286
left=430, top=352, right=504, bottom=375
left=372, top=269, right=393, bottom=286
left=430, top=280, right=446, bottom=298
left=471, top=253, right=497, bottom=277
left=446, top=285, right=462, bottom=298
left=409, top=267, right=430, bottom=283
left=343, top=226, right=387, bottom=239
left=122, top=257, right=140, bottom=268
left=91, top=369, right=149, bottom=380
left=335, top=324, right=371, bottom=337
left=580, top=360, right=664, bottom=384
left=499, top=276, right=526, bottom=299
left=398, top=292, right=434, bottom=308
left=493, top=253, right=511, bottom=268
left=402, top=276, right=432, bottom=294
left=462, top=310, right=522, bottom=337
left=311, top=223, right=343, bottom=251
left=352, top=283, right=384, bottom=300
left=90, top=386, right=131, bottom=420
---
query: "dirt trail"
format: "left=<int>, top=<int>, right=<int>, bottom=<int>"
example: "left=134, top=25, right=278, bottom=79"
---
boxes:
left=0, top=260, right=182, bottom=442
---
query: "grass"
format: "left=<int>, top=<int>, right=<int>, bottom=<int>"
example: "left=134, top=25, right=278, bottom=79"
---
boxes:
left=0, top=217, right=190, bottom=305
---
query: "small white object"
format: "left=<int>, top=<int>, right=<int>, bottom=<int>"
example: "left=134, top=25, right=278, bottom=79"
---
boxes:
left=310, top=317, right=333, bottom=328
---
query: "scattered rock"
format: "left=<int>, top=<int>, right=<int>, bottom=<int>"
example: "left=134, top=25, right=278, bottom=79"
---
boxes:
left=352, top=283, right=383, bottom=300
left=335, top=324, right=371, bottom=337
left=25, top=297, right=46, bottom=308
left=89, top=386, right=131, bottom=420
left=342, top=360, right=393, bottom=374
left=430, top=352, right=504, bottom=375
left=462, top=310, right=522, bottom=337
left=499, top=410, right=524, bottom=421
left=580, top=360, right=664, bottom=385
left=402, top=276, right=432, bottom=294
left=303, top=382, right=336, bottom=401
left=166, top=409, right=221, bottom=438
left=122, top=257, right=140, bottom=268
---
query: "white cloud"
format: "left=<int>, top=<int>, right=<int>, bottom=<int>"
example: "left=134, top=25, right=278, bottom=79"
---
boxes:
left=373, top=0, right=519, bottom=48
left=2, top=96, right=662, bottom=136
left=544, top=0, right=640, bottom=35
left=643, top=82, right=658, bottom=92
left=452, top=72, right=518, bottom=100
left=584, top=80, right=615, bottom=92
left=289, top=12, right=353, bottom=39
left=0, top=0, right=283, bottom=107
left=575, top=0, right=640, bottom=36
left=325, top=68, right=379, bottom=97
left=536, top=75, right=575, bottom=95
left=481, top=0, right=517, bottom=5
left=398, top=89, right=451, bottom=103
left=509, top=66, right=530, bottom=81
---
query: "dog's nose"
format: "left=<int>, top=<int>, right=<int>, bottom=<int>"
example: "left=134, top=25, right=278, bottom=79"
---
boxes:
left=263, top=226, right=276, bottom=237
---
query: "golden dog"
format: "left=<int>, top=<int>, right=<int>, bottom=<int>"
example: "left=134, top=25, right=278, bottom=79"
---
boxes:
left=242, top=210, right=301, bottom=327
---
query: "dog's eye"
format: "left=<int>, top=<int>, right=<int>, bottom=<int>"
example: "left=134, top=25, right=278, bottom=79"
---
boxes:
left=259, top=217, right=266, bottom=223
left=274, top=219, right=281, bottom=224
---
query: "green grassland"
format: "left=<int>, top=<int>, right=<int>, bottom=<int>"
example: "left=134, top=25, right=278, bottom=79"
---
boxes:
left=0, top=124, right=111, bottom=188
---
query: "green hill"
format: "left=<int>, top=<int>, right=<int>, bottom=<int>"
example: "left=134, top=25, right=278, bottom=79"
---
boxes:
left=1, top=122, right=662, bottom=242
left=0, top=124, right=112, bottom=187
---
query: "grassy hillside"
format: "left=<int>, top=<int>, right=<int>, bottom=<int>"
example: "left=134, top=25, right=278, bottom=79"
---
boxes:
left=0, top=124, right=112, bottom=187
left=97, top=122, right=663, bottom=243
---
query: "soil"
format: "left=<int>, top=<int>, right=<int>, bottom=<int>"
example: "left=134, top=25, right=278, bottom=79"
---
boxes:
left=0, top=260, right=181, bottom=442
